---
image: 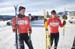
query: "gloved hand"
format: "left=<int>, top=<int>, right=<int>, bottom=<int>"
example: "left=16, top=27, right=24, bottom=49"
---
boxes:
left=63, top=20, right=66, bottom=26
left=13, top=29, right=16, bottom=32
left=45, top=28, right=48, bottom=31
left=29, top=29, right=32, bottom=34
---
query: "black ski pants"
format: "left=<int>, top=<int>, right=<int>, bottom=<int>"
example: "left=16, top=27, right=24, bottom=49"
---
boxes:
left=50, top=32, right=59, bottom=49
left=19, top=33, right=33, bottom=49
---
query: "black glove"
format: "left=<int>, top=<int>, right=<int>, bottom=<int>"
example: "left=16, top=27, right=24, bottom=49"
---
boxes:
left=63, top=20, right=66, bottom=26
left=29, top=28, right=32, bottom=34
left=45, top=28, right=48, bottom=31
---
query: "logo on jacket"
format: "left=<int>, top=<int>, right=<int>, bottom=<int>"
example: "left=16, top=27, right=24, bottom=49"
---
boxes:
left=49, top=22, right=59, bottom=26
left=17, top=20, right=28, bottom=25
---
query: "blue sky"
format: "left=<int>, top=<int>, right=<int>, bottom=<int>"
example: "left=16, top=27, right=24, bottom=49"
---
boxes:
left=0, top=0, right=75, bottom=15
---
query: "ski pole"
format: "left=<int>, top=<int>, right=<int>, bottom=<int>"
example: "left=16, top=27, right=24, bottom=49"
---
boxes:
left=62, top=15, right=67, bottom=36
left=28, top=34, right=31, bottom=42
left=63, top=20, right=65, bottom=36
left=43, top=10, right=51, bottom=49
left=14, top=5, right=19, bottom=49
left=43, top=9, right=47, bottom=49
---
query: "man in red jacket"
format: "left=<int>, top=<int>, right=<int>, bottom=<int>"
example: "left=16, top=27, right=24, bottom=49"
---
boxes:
left=46, top=10, right=66, bottom=49
left=12, top=6, right=33, bottom=49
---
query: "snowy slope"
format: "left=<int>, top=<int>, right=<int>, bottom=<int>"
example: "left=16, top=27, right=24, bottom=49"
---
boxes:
left=0, top=20, right=75, bottom=49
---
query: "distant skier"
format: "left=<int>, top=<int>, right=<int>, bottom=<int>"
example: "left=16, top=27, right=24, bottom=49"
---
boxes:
left=46, top=10, right=66, bottom=49
left=12, top=6, right=34, bottom=49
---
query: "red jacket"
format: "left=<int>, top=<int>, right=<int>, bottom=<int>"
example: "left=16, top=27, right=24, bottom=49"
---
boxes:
left=12, top=16, right=31, bottom=34
left=47, top=18, right=63, bottom=33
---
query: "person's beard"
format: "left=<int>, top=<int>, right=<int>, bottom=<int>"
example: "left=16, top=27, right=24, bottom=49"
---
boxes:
left=18, top=14, right=25, bottom=18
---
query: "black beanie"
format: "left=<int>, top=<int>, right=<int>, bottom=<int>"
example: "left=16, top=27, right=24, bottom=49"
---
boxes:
left=51, top=10, right=56, bottom=14
left=19, top=6, right=25, bottom=11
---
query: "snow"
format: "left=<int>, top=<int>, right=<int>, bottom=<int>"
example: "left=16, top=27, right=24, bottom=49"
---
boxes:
left=0, top=21, right=7, bottom=27
left=0, top=20, right=75, bottom=49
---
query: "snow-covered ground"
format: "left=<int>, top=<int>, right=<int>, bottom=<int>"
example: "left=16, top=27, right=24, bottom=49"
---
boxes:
left=0, top=21, right=7, bottom=27
left=0, top=20, right=75, bottom=49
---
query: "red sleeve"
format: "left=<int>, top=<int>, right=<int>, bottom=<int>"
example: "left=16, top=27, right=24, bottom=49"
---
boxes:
left=12, top=17, right=16, bottom=32
left=27, top=17, right=32, bottom=33
left=28, top=19, right=31, bottom=29
left=27, top=16, right=32, bottom=30
left=58, top=18, right=63, bottom=27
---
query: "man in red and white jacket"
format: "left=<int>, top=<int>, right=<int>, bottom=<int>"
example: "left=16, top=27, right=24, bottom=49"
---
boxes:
left=46, top=10, right=66, bottom=49
left=12, top=6, right=33, bottom=49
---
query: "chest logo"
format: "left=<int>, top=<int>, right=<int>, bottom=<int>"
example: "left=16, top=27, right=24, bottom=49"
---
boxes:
left=17, top=20, right=28, bottom=25
left=49, top=22, right=59, bottom=26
